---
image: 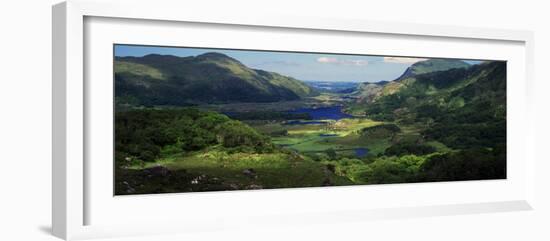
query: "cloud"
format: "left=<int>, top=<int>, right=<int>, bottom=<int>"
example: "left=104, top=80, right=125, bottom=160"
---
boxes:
left=317, top=57, right=339, bottom=64
left=316, top=57, right=369, bottom=66
left=383, top=57, right=428, bottom=64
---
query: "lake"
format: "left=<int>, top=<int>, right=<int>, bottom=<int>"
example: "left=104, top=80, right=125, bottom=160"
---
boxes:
left=279, top=106, right=368, bottom=158
left=287, top=106, right=353, bottom=120
left=354, top=148, right=369, bottom=157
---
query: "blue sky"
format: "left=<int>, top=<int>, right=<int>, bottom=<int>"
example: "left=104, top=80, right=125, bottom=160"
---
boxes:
left=115, top=44, right=481, bottom=83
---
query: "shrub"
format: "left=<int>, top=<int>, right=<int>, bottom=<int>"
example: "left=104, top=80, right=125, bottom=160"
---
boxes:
left=384, top=142, right=436, bottom=156
left=215, top=121, right=270, bottom=150
left=419, top=148, right=506, bottom=182
left=361, top=124, right=401, bottom=138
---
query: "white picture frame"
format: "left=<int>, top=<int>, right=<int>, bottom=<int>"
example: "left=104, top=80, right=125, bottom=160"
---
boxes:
left=52, top=0, right=535, bottom=240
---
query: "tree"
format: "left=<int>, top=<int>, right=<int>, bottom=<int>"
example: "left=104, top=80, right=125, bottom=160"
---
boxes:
left=325, top=148, right=338, bottom=160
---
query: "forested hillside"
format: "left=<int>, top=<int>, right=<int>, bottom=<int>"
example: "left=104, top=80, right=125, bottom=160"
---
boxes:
left=115, top=53, right=318, bottom=106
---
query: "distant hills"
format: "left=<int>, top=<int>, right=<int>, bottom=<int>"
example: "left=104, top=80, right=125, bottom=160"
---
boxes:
left=304, top=81, right=360, bottom=93
left=115, top=53, right=494, bottom=112
left=115, top=52, right=318, bottom=106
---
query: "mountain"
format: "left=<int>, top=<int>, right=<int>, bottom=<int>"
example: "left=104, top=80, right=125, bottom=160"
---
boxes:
left=360, top=61, right=506, bottom=149
left=351, top=83, right=382, bottom=102
left=114, top=53, right=318, bottom=106
left=304, top=81, right=359, bottom=93
left=351, top=59, right=471, bottom=103
left=395, top=59, right=471, bottom=81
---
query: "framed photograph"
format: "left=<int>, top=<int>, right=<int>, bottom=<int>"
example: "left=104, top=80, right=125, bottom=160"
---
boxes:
left=52, top=0, right=535, bottom=240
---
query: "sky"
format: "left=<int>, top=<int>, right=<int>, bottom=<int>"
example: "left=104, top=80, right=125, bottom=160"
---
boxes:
left=115, top=44, right=482, bottom=83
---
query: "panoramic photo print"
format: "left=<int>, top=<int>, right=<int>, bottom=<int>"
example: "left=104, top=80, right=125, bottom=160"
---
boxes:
left=114, top=44, right=507, bottom=195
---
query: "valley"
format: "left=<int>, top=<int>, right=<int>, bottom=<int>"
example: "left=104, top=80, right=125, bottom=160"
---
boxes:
left=113, top=48, right=506, bottom=195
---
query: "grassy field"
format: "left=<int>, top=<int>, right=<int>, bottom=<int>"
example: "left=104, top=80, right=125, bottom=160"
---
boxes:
left=127, top=147, right=354, bottom=190
left=249, top=118, right=393, bottom=156
left=119, top=116, right=412, bottom=193
left=115, top=61, right=165, bottom=80
left=115, top=107, right=467, bottom=195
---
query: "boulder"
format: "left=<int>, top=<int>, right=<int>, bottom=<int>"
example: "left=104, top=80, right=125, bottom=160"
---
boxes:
left=242, top=168, right=257, bottom=178
left=144, top=165, right=171, bottom=177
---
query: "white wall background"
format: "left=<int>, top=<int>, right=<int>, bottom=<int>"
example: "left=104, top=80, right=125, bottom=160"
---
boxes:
left=0, top=0, right=548, bottom=240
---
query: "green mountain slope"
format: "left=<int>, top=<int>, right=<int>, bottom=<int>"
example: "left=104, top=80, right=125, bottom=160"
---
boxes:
left=361, top=61, right=506, bottom=150
left=352, top=59, right=471, bottom=103
left=115, top=53, right=318, bottom=106
left=395, top=59, right=471, bottom=81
